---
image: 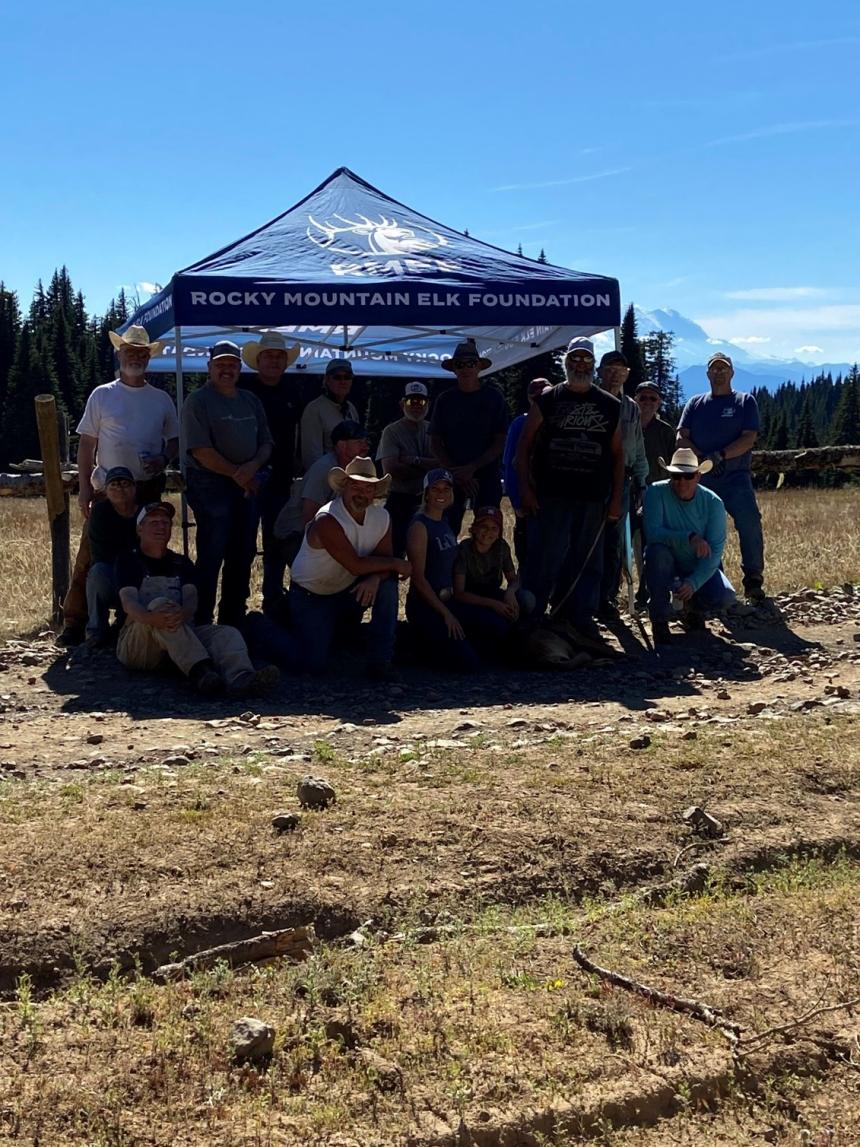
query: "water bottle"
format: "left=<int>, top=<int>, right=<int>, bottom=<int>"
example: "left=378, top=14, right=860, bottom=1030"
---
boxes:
left=671, top=578, right=684, bottom=612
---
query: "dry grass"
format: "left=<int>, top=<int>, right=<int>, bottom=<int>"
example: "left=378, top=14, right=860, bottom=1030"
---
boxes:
left=1, top=486, right=857, bottom=640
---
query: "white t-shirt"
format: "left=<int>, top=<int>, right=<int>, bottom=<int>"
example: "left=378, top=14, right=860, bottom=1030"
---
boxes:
left=77, top=379, right=179, bottom=489
left=291, top=497, right=389, bottom=595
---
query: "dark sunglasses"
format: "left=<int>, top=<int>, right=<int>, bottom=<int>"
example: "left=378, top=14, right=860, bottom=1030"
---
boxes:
left=569, top=354, right=594, bottom=363
left=670, top=473, right=698, bottom=482
left=453, top=358, right=479, bottom=368
left=328, top=372, right=352, bottom=381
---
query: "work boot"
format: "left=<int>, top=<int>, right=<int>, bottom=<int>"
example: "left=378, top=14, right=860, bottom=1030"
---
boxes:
left=189, top=658, right=222, bottom=696
left=652, top=620, right=672, bottom=646
left=56, top=626, right=84, bottom=648
left=743, top=576, right=766, bottom=605
left=680, top=610, right=706, bottom=632
left=597, top=599, right=621, bottom=622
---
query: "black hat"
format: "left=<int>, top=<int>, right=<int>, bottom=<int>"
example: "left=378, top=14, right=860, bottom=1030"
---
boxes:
left=599, top=350, right=628, bottom=368
left=104, top=465, right=135, bottom=485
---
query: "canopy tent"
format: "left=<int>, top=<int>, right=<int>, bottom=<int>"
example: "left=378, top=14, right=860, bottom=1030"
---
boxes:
left=124, top=167, right=621, bottom=377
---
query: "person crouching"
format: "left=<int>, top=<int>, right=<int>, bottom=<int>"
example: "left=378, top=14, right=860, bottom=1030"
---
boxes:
left=643, top=449, right=736, bottom=646
left=288, top=458, right=410, bottom=680
left=116, top=502, right=279, bottom=696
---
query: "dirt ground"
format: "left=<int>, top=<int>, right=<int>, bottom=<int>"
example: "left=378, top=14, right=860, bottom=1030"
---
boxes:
left=1, top=587, right=860, bottom=1145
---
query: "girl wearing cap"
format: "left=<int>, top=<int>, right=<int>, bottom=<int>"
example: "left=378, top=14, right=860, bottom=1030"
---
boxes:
left=453, top=508, right=535, bottom=646
left=405, top=470, right=481, bottom=672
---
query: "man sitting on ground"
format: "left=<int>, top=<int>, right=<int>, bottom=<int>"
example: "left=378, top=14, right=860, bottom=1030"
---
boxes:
left=84, top=467, right=139, bottom=649
left=116, top=502, right=278, bottom=696
left=289, top=458, right=410, bottom=679
left=643, top=448, right=736, bottom=646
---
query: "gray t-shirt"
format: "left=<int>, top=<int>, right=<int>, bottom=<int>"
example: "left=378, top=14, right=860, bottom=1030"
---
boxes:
left=182, top=386, right=272, bottom=470
left=376, top=418, right=433, bottom=495
left=273, top=451, right=336, bottom=539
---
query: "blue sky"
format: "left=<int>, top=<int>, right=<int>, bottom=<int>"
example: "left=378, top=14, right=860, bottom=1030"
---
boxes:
left=2, top=0, right=858, bottom=364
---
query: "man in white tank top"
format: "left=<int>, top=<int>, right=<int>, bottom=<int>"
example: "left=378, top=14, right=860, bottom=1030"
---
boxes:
left=290, top=457, right=411, bottom=679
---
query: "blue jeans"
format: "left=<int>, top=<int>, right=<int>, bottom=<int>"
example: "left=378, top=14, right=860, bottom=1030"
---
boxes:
left=600, top=479, right=631, bottom=604
left=405, top=594, right=481, bottom=673
left=289, top=576, right=398, bottom=674
left=85, top=561, right=118, bottom=638
left=256, top=481, right=292, bottom=613
left=645, top=542, right=736, bottom=622
left=700, top=471, right=764, bottom=586
left=447, top=468, right=503, bottom=535
left=530, top=497, right=607, bottom=625
left=186, top=469, right=259, bottom=628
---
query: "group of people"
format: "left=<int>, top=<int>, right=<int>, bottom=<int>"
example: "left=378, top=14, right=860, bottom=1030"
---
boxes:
left=56, top=323, right=767, bottom=692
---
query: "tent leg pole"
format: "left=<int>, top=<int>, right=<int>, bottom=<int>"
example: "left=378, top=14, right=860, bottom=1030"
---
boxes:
left=174, top=324, right=189, bottom=558
left=614, top=326, right=622, bottom=352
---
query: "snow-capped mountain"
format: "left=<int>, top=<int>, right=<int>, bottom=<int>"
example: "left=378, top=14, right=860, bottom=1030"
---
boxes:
left=631, top=307, right=852, bottom=393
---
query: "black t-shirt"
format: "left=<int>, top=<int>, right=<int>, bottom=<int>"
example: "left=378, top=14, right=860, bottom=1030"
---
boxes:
left=115, top=548, right=197, bottom=592
left=239, top=373, right=302, bottom=490
left=533, top=383, right=620, bottom=501
left=87, top=499, right=138, bottom=565
left=430, top=383, right=509, bottom=474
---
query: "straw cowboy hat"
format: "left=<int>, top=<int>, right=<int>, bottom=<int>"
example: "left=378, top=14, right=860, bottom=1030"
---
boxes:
left=441, top=339, right=492, bottom=373
left=108, top=325, right=164, bottom=357
left=242, top=331, right=301, bottom=370
left=328, top=456, right=392, bottom=498
left=659, top=447, right=714, bottom=476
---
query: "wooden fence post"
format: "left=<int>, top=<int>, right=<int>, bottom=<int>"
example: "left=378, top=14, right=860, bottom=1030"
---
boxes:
left=34, top=395, right=70, bottom=625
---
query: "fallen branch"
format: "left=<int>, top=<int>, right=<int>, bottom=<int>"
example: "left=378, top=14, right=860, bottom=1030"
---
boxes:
left=572, top=945, right=743, bottom=1045
left=739, top=995, right=860, bottom=1052
left=152, top=925, right=314, bottom=982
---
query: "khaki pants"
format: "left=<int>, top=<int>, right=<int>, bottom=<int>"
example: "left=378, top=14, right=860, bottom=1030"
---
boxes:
left=117, top=599, right=254, bottom=685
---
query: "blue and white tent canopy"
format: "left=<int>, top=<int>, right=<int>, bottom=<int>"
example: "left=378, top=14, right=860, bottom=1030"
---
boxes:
left=126, top=167, right=620, bottom=377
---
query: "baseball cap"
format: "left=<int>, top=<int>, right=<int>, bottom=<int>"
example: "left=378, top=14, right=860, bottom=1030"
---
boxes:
left=136, top=501, right=175, bottom=527
left=565, top=337, right=595, bottom=358
left=423, top=467, right=454, bottom=489
left=707, top=351, right=734, bottom=368
left=325, top=358, right=354, bottom=377
left=209, top=340, right=241, bottom=361
left=473, top=506, right=503, bottom=528
left=599, top=350, right=628, bottom=368
left=404, top=381, right=428, bottom=398
left=635, top=381, right=662, bottom=396
left=527, top=377, right=551, bottom=397
left=331, top=419, right=370, bottom=445
left=104, top=466, right=135, bottom=486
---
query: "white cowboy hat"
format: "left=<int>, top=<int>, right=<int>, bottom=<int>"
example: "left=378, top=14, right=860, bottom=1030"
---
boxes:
left=108, top=325, right=164, bottom=358
left=242, top=331, right=301, bottom=370
left=328, top=456, right=392, bottom=498
left=659, top=448, right=713, bottom=476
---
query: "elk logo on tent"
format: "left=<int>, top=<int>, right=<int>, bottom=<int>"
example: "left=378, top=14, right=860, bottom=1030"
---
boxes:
left=307, top=213, right=449, bottom=260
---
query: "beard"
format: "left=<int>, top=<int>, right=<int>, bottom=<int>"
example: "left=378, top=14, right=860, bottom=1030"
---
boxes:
left=403, top=409, right=425, bottom=423
left=122, top=362, right=147, bottom=379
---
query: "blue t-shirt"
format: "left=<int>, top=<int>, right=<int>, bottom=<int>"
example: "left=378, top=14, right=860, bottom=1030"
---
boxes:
left=678, top=391, right=759, bottom=472
left=410, top=512, right=458, bottom=594
left=502, top=413, right=527, bottom=509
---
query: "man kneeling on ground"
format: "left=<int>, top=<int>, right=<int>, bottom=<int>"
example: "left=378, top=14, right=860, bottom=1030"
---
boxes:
left=643, top=449, right=736, bottom=646
left=116, top=502, right=278, bottom=696
left=289, top=458, right=410, bottom=679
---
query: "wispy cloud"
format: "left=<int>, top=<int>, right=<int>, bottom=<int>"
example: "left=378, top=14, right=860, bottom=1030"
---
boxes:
left=730, top=335, right=771, bottom=345
left=481, top=220, right=561, bottom=238
left=699, top=304, right=860, bottom=336
left=704, top=120, right=860, bottom=147
left=138, top=281, right=160, bottom=295
left=716, top=37, right=860, bottom=63
left=491, top=168, right=631, bottom=192
left=796, top=345, right=824, bottom=355
left=724, top=287, right=828, bottom=302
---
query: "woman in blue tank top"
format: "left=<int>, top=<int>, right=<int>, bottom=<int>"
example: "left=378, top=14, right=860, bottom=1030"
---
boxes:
left=405, top=469, right=480, bottom=672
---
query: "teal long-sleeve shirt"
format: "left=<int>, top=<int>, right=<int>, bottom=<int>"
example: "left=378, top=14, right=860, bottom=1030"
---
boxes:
left=643, top=480, right=727, bottom=591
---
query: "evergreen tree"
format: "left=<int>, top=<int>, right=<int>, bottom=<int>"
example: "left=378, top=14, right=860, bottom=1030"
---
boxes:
left=769, top=410, right=790, bottom=450
left=0, top=284, right=22, bottom=414
left=50, top=304, right=84, bottom=414
left=830, top=367, right=860, bottom=445
left=620, top=303, right=645, bottom=395
left=537, top=248, right=548, bottom=264
left=516, top=243, right=523, bottom=256
left=0, top=324, right=64, bottom=466
left=794, top=393, right=819, bottom=448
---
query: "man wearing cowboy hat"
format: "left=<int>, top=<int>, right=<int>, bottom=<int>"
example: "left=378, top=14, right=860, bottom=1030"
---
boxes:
left=300, top=358, right=361, bottom=471
left=182, top=340, right=273, bottom=629
left=430, top=340, right=509, bottom=534
left=643, top=448, right=736, bottom=645
left=677, top=352, right=765, bottom=603
left=377, top=381, right=439, bottom=555
left=239, top=331, right=301, bottom=617
left=289, top=458, right=410, bottom=680
left=57, top=325, right=179, bottom=646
